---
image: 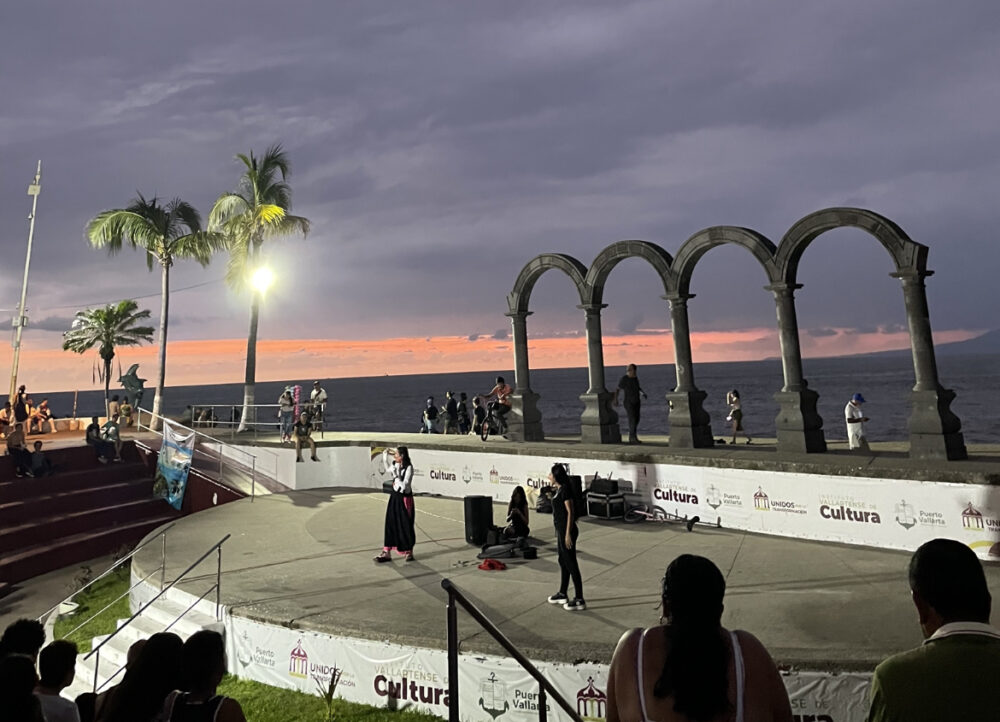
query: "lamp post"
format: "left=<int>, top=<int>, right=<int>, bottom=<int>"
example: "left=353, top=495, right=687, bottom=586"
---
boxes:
left=251, top=266, right=274, bottom=295
left=9, top=161, right=42, bottom=401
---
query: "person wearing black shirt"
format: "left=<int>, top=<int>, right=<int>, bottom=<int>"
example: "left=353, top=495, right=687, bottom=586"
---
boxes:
left=457, top=392, right=471, bottom=434
left=471, top=397, right=487, bottom=435
left=614, top=364, right=647, bottom=445
left=422, top=397, right=439, bottom=433
left=443, top=391, right=459, bottom=434
left=546, top=464, right=585, bottom=611
left=293, top=412, right=319, bottom=462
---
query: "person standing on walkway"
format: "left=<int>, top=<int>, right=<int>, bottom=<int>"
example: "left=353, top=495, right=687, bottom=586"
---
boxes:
left=845, top=393, right=870, bottom=451
left=457, top=392, right=471, bottom=434
left=375, top=446, right=417, bottom=563
left=606, top=554, right=792, bottom=722
left=310, top=381, right=328, bottom=432
left=726, top=389, right=751, bottom=445
left=867, top=539, right=1000, bottom=722
left=13, top=385, right=29, bottom=424
left=615, top=364, right=647, bottom=445
left=547, top=463, right=585, bottom=611
left=443, top=391, right=459, bottom=434
left=278, top=389, right=295, bottom=443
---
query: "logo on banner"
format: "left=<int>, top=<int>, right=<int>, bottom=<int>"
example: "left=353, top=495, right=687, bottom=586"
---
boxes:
left=706, top=484, right=742, bottom=510
left=289, top=640, right=308, bottom=679
left=753, top=487, right=806, bottom=515
left=819, top=494, right=881, bottom=524
left=962, top=502, right=985, bottom=530
left=894, top=499, right=946, bottom=531
left=478, top=672, right=510, bottom=719
left=462, top=466, right=472, bottom=484
left=653, top=485, right=698, bottom=505
left=577, top=677, right=607, bottom=720
left=490, top=467, right=499, bottom=485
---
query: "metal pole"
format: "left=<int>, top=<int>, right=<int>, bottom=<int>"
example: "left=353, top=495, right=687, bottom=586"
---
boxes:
left=538, top=688, right=548, bottom=722
left=215, top=545, right=222, bottom=620
left=160, top=532, right=167, bottom=591
left=251, top=456, right=256, bottom=502
left=9, top=161, right=42, bottom=401
left=447, top=594, right=459, bottom=722
left=92, top=648, right=100, bottom=693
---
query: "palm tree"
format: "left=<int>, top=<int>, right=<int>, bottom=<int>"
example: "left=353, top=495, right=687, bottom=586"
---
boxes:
left=87, top=194, right=224, bottom=428
left=209, top=144, right=310, bottom=431
left=63, top=301, right=155, bottom=416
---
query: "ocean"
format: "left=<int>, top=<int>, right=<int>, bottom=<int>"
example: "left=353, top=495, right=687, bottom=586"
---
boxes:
left=22, top=352, right=1000, bottom=445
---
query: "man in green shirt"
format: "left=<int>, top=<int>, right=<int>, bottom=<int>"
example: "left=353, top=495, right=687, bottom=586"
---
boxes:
left=867, top=538, right=1000, bottom=721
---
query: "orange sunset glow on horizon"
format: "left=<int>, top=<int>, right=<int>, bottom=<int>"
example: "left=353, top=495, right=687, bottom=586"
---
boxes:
left=0, top=327, right=982, bottom=394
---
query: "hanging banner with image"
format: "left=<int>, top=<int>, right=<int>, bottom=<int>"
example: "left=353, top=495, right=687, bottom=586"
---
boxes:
left=153, top=420, right=196, bottom=510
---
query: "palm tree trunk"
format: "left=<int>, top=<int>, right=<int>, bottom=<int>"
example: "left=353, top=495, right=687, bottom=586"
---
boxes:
left=237, top=295, right=260, bottom=432
left=150, top=261, right=169, bottom=431
left=104, top=356, right=112, bottom=418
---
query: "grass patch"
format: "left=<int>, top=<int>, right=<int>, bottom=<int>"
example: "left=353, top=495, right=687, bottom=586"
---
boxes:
left=53, top=566, right=132, bottom=653
left=54, top=568, right=443, bottom=722
left=219, top=676, right=442, bottom=722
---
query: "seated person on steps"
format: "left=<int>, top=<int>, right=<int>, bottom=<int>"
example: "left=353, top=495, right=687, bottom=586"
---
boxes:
left=29, top=398, right=55, bottom=434
left=6, top=423, right=33, bottom=477
left=293, top=412, right=320, bottom=462
left=0, top=401, right=12, bottom=439
left=101, top=413, right=123, bottom=462
left=30, top=441, right=54, bottom=477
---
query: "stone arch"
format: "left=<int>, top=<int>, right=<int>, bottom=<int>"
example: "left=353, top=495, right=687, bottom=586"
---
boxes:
left=775, top=207, right=927, bottom=285
left=669, top=226, right=780, bottom=296
left=507, top=253, right=588, bottom=315
left=584, top=240, right=673, bottom=306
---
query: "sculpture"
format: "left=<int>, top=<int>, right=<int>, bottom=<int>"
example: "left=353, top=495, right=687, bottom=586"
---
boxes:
left=119, top=363, right=147, bottom=410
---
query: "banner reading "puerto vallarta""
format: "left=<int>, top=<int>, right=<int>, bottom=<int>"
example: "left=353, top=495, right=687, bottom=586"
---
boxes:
left=153, top=420, right=196, bottom=510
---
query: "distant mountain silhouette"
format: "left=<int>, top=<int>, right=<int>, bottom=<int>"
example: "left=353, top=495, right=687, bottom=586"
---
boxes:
left=840, top=328, right=1000, bottom=359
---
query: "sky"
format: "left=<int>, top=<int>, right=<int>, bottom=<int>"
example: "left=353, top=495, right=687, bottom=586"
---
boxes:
left=0, top=0, right=997, bottom=392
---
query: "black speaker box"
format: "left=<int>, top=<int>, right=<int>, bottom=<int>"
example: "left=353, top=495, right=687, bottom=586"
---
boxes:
left=464, top=495, right=493, bottom=545
left=589, top=477, right=619, bottom=496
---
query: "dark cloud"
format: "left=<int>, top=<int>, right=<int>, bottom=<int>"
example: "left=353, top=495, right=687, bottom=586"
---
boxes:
left=492, top=329, right=509, bottom=340
left=467, top=333, right=480, bottom=341
left=4, top=316, right=75, bottom=333
left=1, top=0, right=997, bottom=350
left=807, top=328, right=839, bottom=338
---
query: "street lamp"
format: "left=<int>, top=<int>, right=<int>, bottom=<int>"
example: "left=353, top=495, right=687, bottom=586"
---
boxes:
left=9, top=161, right=42, bottom=401
left=251, top=266, right=274, bottom=295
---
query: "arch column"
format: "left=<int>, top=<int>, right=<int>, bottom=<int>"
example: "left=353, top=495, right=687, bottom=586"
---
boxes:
left=891, top=270, right=966, bottom=460
left=505, top=310, right=544, bottom=441
left=766, top=282, right=826, bottom=453
left=578, top=304, right=620, bottom=444
left=663, top=294, right=713, bottom=448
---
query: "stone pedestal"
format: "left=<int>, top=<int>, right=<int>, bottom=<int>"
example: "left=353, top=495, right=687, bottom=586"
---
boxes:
left=580, top=391, right=621, bottom=444
left=908, top=388, right=967, bottom=460
left=508, top=390, right=544, bottom=442
left=773, top=388, right=826, bottom=453
left=666, top=390, right=713, bottom=448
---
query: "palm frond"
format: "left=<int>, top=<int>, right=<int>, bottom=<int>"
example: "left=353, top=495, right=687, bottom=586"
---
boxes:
left=208, top=192, right=252, bottom=231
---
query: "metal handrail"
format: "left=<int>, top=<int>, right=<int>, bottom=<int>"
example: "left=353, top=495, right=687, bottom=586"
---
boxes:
left=39, top=523, right=174, bottom=624
left=85, top=533, right=230, bottom=692
left=190, top=401, right=327, bottom=442
left=441, top=579, right=582, bottom=722
left=135, top=407, right=276, bottom=501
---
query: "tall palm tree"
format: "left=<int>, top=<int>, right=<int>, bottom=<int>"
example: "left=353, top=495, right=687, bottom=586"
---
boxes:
left=63, top=300, right=155, bottom=416
left=209, top=144, right=310, bottom=431
left=87, top=194, right=224, bottom=427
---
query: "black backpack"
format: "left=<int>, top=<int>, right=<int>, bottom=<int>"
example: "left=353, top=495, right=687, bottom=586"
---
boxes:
left=535, top=486, right=554, bottom=514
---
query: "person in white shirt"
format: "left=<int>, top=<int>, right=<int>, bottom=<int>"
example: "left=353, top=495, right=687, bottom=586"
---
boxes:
left=844, top=392, right=870, bottom=451
left=310, top=381, right=328, bottom=431
left=35, top=640, right=81, bottom=722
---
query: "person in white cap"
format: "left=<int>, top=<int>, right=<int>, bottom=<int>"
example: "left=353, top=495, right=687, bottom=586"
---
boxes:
left=845, top=393, right=870, bottom=451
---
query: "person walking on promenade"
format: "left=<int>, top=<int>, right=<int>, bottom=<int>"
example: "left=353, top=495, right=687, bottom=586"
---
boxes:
left=443, top=391, right=459, bottom=434
left=374, top=446, right=417, bottom=563
left=867, top=539, right=1000, bottom=722
left=292, top=412, right=320, bottom=463
left=845, top=392, right=870, bottom=451
left=726, top=389, right=751, bottom=445
left=547, top=463, right=585, bottom=611
left=615, top=364, right=647, bottom=445
left=457, top=392, right=471, bottom=434
left=607, top=554, right=792, bottom=722
left=278, top=389, right=295, bottom=442
left=422, top=396, right=439, bottom=433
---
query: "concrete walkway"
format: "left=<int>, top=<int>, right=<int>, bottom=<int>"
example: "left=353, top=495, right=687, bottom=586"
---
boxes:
left=132, top=489, right=1000, bottom=673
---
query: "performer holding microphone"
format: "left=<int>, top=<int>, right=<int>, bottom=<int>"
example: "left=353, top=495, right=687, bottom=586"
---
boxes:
left=374, top=446, right=417, bottom=563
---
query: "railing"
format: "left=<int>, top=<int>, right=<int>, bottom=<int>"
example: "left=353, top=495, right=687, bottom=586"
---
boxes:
left=189, top=401, right=327, bottom=442
left=441, top=579, right=582, bottom=722
left=135, top=408, right=277, bottom=501
left=85, top=533, right=231, bottom=693
left=39, top=523, right=175, bottom=625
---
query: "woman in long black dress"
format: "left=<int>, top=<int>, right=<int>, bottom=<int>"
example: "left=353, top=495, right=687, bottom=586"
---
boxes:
left=547, top=463, right=585, bottom=611
left=375, top=446, right=416, bottom=563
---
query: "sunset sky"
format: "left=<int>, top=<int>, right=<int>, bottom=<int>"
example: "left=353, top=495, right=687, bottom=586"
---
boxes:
left=1, top=1, right=996, bottom=393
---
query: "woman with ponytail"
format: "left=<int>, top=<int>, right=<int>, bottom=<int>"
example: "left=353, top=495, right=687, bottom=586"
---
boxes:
left=606, top=555, right=792, bottom=722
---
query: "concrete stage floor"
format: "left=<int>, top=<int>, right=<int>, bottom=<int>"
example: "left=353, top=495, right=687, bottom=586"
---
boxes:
left=133, top=488, right=1000, bottom=674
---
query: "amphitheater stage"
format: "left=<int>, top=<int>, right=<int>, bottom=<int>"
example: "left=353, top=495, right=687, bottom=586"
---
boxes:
left=131, top=487, right=1000, bottom=721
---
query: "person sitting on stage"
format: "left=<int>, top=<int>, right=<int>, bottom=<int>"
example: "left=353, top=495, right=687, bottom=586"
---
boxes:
left=607, top=554, right=793, bottom=722
left=504, top=486, right=530, bottom=539
left=293, top=412, right=319, bottom=463
left=0, top=401, right=14, bottom=439
left=28, top=399, right=55, bottom=434
left=85, top=416, right=112, bottom=464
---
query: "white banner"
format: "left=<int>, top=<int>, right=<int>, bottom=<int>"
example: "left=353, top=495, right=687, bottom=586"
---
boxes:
left=226, top=613, right=872, bottom=721
left=362, top=446, right=1000, bottom=560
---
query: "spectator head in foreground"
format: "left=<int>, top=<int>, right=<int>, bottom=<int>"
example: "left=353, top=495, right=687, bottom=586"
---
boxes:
left=98, top=632, right=183, bottom=722
left=607, top=554, right=793, bottom=722
left=165, top=630, right=247, bottom=722
left=37, top=640, right=78, bottom=691
left=867, top=539, right=1000, bottom=722
left=0, top=618, right=46, bottom=661
left=0, top=653, right=45, bottom=722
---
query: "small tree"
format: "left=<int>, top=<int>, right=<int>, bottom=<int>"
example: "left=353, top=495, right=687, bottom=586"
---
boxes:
left=62, top=300, right=154, bottom=416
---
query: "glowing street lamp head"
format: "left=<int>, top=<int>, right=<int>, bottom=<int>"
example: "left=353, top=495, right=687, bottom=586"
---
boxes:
left=251, top=267, right=274, bottom=294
